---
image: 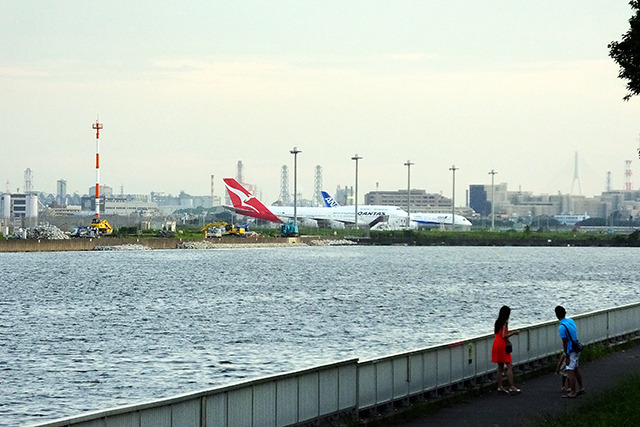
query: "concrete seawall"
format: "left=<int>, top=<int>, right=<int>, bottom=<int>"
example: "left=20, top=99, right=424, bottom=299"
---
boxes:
left=0, top=238, right=181, bottom=252
left=0, top=236, right=329, bottom=253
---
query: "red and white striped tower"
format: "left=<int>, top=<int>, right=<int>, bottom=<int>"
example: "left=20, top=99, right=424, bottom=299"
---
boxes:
left=92, top=118, right=103, bottom=217
left=625, top=160, right=633, bottom=191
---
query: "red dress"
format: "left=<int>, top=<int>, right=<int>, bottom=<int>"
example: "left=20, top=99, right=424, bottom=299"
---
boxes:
left=491, top=323, right=512, bottom=363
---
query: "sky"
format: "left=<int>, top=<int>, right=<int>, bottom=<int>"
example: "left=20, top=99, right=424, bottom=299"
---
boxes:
left=2, top=1, right=640, bottom=205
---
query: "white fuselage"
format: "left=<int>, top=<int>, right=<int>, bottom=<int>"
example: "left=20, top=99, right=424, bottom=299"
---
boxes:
left=268, top=205, right=409, bottom=227
left=410, top=212, right=473, bottom=228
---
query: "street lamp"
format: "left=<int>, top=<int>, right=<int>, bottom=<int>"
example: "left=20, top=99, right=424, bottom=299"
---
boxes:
left=404, top=160, right=414, bottom=228
left=449, top=165, right=458, bottom=230
left=489, top=169, right=497, bottom=231
left=290, top=147, right=301, bottom=226
left=352, top=154, right=362, bottom=228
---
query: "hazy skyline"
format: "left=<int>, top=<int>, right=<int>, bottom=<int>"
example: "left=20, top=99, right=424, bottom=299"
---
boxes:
left=2, top=1, right=640, bottom=204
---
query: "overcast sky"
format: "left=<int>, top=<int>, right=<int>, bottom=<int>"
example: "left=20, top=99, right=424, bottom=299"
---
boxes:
left=2, top=1, right=639, bottom=205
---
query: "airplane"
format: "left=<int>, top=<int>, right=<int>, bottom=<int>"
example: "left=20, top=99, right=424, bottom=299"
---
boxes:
left=411, top=212, right=473, bottom=229
left=223, top=178, right=409, bottom=228
left=321, top=190, right=472, bottom=229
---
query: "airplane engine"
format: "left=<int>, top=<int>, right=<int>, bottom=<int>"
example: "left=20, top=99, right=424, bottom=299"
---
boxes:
left=317, top=219, right=344, bottom=229
left=298, top=218, right=318, bottom=228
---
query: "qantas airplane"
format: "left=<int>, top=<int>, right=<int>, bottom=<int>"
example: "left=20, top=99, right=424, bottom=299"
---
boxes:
left=321, top=191, right=473, bottom=229
left=224, top=178, right=409, bottom=228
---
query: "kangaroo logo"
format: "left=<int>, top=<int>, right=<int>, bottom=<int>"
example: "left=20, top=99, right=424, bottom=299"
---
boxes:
left=223, top=178, right=283, bottom=223
left=225, top=183, right=261, bottom=214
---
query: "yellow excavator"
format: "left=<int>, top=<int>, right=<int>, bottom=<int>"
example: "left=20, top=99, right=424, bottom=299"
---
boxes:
left=90, top=218, right=114, bottom=235
left=201, top=221, right=227, bottom=238
left=201, top=222, right=247, bottom=238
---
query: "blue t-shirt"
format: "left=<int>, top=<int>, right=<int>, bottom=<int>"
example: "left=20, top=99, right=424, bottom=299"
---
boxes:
left=559, top=318, right=578, bottom=353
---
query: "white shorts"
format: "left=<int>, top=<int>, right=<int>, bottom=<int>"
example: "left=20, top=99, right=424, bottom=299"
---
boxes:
left=566, top=352, right=580, bottom=370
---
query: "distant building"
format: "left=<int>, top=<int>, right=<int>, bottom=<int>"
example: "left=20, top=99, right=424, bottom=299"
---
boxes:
left=89, top=185, right=113, bottom=197
left=56, top=179, right=67, bottom=205
left=47, top=205, right=82, bottom=216
left=335, top=186, right=353, bottom=206
left=103, top=197, right=159, bottom=216
left=0, top=192, right=39, bottom=226
left=365, top=189, right=452, bottom=213
left=469, top=182, right=612, bottom=221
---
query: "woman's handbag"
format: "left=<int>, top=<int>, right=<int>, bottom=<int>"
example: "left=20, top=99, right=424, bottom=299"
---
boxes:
left=505, top=338, right=513, bottom=354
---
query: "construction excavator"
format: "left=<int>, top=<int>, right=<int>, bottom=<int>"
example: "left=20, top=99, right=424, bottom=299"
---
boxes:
left=71, top=217, right=114, bottom=237
left=90, top=218, right=114, bottom=235
left=201, top=222, right=247, bottom=238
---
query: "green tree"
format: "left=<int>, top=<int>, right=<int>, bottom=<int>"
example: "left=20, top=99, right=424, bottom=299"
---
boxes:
left=609, top=1, right=640, bottom=101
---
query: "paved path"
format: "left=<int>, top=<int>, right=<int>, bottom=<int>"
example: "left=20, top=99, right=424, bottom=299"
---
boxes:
left=395, top=342, right=640, bottom=427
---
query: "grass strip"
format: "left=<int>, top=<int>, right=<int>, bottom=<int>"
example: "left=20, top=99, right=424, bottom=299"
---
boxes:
left=526, top=371, right=640, bottom=426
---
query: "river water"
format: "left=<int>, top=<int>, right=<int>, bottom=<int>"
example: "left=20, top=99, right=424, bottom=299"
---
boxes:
left=1, top=245, right=639, bottom=426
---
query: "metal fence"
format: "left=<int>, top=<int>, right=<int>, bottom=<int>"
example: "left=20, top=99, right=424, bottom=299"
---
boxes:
left=32, top=302, right=640, bottom=427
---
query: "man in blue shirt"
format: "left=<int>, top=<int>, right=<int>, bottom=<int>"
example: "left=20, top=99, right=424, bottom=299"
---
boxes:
left=555, top=305, right=585, bottom=398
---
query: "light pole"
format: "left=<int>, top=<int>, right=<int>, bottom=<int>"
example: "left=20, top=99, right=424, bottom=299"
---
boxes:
left=489, top=169, right=497, bottom=231
left=352, top=154, right=362, bottom=229
left=449, top=165, right=458, bottom=230
left=290, top=147, right=301, bottom=226
left=404, top=160, right=414, bottom=228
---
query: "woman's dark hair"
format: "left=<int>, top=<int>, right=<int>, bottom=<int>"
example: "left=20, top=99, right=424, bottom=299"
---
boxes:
left=494, top=305, right=511, bottom=334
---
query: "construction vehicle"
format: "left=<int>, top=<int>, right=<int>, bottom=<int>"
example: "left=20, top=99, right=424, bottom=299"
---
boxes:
left=71, top=218, right=113, bottom=237
left=280, top=223, right=299, bottom=237
left=70, top=226, right=96, bottom=238
left=201, top=222, right=248, bottom=238
left=89, top=218, right=114, bottom=235
left=226, top=223, right=248, bottom=236
left=201, top=222, right=228, bottom=238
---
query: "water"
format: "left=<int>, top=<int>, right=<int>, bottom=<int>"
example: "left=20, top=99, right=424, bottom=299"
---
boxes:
left=1, top=245, right=639, bottom=426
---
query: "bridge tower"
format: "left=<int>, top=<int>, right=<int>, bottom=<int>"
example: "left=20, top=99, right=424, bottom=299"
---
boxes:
left=570, top=151, right=582, bottom=195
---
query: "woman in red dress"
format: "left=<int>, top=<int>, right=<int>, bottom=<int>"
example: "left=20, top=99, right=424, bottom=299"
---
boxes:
left=491, top=305, right=521, bottom=394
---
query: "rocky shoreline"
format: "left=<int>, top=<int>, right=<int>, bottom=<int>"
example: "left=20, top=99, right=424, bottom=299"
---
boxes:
left=0, top=237, right=357, bottom=253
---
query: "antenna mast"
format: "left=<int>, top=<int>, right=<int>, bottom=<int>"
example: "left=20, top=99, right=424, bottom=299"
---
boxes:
left=92, top=117, right=103, bottom=217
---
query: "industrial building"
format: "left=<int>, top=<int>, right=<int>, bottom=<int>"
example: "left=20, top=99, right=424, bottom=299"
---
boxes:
left=469, top=183, right=640, bottom=222
left=0, top=192, right=39, bottom=231
left=365, top=189, right=453, bottom=213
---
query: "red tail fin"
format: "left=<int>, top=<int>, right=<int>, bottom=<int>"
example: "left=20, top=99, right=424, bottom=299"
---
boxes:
left=223, top=178, right=283, bottom=223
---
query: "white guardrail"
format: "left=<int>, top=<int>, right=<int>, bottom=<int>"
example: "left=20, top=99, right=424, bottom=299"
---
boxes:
left=33, top=302, right=640, bottom=427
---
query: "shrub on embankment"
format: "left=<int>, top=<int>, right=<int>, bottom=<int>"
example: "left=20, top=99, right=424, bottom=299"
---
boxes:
left=367, top=229, right=640, bottom=246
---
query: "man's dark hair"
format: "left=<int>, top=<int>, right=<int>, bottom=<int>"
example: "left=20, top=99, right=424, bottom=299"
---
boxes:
left=555, top=305, right=566, bottom=320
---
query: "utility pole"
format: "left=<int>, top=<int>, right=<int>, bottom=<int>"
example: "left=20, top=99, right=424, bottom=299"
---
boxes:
left=290, top=147, right=301, bottom=226
left=450, top=165, right=458, bottom=230
left=489, top=169, right=497, bottom=231
left=404, top=160, right=414, bottom=228
left=352, top=154, right=362, bottom=229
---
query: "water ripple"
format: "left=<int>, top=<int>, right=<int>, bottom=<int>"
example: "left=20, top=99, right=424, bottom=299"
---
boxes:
left=1, top=246, right=639, bottom=426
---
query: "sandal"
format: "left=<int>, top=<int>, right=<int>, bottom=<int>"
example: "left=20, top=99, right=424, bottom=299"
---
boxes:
left=497, top=387, right=510, bottom=395
left=562, top=393, right=577, bottom=398
left=509, top=387, right=521, bottom=394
